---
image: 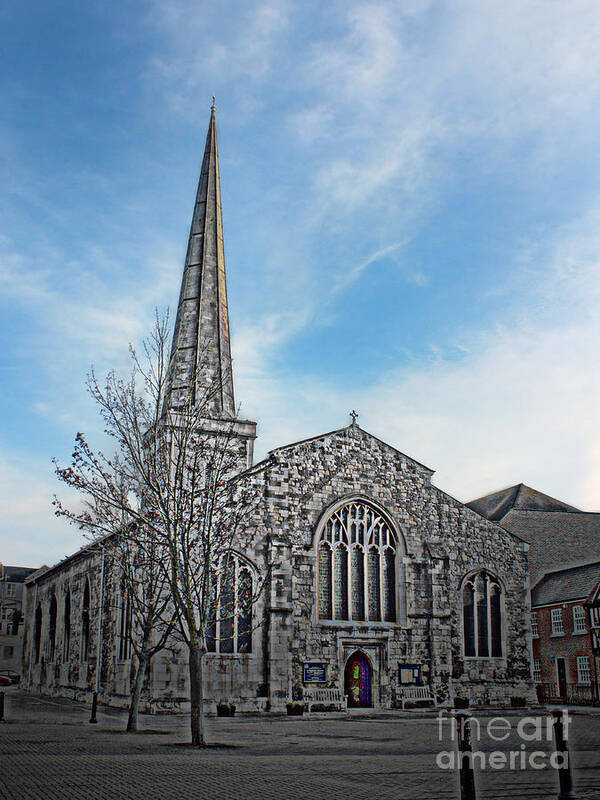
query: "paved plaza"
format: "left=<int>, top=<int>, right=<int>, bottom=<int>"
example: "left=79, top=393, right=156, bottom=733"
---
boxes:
left=1, top=689, right=600, bottom=799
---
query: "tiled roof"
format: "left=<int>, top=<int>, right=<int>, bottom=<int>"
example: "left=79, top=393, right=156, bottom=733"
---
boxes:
left=466, top=483, right=580, bottom=522
left=500, top=510, right=600, bottom=585
left=531, top=560, right=600, bottom=606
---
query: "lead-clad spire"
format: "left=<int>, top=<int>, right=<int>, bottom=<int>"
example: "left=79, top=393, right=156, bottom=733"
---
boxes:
left=166, top=101, right=235, bottom=417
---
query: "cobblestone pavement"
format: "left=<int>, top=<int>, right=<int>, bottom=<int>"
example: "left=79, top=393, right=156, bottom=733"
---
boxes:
left=1, top=689, right=600, bottom=799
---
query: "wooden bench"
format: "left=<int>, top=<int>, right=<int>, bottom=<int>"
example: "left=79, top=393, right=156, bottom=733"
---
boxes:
left=396, top=685, right=436, bottom=709
left=303, top=688, right=348, bottom=713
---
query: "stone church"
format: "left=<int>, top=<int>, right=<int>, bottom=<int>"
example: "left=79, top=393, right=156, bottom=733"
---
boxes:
left=22, top=106, right=534, bottom=712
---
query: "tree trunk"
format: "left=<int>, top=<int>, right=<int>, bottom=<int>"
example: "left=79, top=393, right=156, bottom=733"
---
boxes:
left=188, top=642, right=206, bottom=746
left=126, top=653, right=148, bottom=732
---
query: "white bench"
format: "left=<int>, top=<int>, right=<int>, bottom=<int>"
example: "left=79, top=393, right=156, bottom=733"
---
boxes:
left=396, top=685, right=436, bottom=709
left=303, top=688, right=348, bottom=713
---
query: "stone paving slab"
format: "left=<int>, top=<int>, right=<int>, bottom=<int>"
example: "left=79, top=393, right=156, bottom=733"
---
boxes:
left=1, top=691, right=600, bottom=799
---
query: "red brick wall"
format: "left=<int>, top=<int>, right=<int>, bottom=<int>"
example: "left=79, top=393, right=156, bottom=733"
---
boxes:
left=532, top=599, right=597, bottom=689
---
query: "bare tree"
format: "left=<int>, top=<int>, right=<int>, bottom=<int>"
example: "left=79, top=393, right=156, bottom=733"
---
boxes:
left=53, top=312, right=264, bottom=745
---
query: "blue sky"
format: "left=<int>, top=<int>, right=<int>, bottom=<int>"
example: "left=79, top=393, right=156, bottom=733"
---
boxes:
left=2, top=0, right=600, bottom=565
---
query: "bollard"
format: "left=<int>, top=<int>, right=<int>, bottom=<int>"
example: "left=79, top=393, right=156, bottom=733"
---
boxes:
left=89, top=691, right=98, bottom=724
left=0, top=691, right=4, bottom=722
left=551, top=710, right=576, bottom=800
left=456, top=713, right=477, bottom=800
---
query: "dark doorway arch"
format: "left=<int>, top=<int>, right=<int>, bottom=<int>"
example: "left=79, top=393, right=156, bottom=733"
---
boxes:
left=344, top=650, right=372, bottom=708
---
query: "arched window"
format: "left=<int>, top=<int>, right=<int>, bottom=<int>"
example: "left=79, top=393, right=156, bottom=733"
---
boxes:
left=317, top=500, right=402, bottom=623
left=81, top=579, right=90, bottom=661
left=206, top=554, right=254, bottom=654
left=63, top=591, right=71, bottom=661
left=118, top=580, right=132, bottom=661
left=462, top=571, right=503, bottom=658
left=33, top=603, right=42, bottom=663
left=48, top=595, right=57, bottom=662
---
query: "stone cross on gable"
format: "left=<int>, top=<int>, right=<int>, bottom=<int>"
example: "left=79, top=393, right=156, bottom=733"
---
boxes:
left=349, top=410, right=359, bottom=425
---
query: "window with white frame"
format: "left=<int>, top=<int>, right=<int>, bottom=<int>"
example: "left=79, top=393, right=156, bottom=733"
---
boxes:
left=577, top=656, right=591, bottom=685
left=573, top=605, right=587, bottom=634
left=531, top=612, right=539, bottom=637
left=533, top=658, right=541, bottom=684
left=7, top=583, right=15, bottom=597
left=551, top=608, right=564, bottom=636
left=317, top=500, right=403, bottom=624
left=206, top=554, right=254, bottom=654
left=462, top=571, right=503, bottom=657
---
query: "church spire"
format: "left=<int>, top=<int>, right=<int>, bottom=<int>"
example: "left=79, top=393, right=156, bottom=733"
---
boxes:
left=166, top=100, right=235, bottom=417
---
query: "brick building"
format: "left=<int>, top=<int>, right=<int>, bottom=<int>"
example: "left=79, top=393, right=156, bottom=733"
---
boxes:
left=22, top=105, right=534, bottom=713
left=531, top=561, right=600, bottom=704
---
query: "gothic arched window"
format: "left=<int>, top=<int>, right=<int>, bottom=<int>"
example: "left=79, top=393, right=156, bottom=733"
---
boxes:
left=48, top=594, right=57, bottom=662
left=33, top=602, right=42, bottom=663
left=317, top=500, right=401, bottom=623
left=118, top=581, right=132, bottom=662
left=462, top=571, right=503, bottom=658
left=63, top=590, right=71, bottom=661
left=206, top=554, right=254, bottom=654
left=81, top=579, right=90, bottom=661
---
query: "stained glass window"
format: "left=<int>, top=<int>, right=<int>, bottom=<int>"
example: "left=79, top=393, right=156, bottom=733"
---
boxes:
left=207, top=554, right=255, bottom=654
left=318, top=544, right=333, bottom=619
left=237, top=568, right=253, bottom=653
left=462, top=571, right=503, bottom=658
left=383, top=548, right=396, bottom=622
left=351, top=546, right=365, bottom=620
left=368, top=548, right=381, bottom=621
left=318, top=500, right=401, bottom=623
left=334, top=544, right=349, bottom=619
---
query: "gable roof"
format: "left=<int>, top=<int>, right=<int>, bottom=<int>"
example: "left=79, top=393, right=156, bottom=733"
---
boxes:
left=500, top=509, right=600, bottom=585
left=532, top=560, right=600, bottom=606
left=261, top=423, right=435, bottom=475
left=466, top=483, right=580, bottom=522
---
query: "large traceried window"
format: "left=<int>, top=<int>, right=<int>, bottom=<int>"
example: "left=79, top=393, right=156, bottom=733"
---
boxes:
left=317, top=500, right=402, bottom=623
left=206, top=554, right=254, bottom=654
left=462, top=571, right=503, bottom=658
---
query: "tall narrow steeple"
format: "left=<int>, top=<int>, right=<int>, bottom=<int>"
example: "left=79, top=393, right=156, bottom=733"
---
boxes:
left=167, top=99, right=235, bottom=417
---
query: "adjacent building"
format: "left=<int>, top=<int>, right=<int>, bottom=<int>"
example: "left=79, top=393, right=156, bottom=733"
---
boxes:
left=531, top=561, right=600, bottom=704
left=0, top=565, right=38, bottom=678
left=21, top=105, right=535, bottom=713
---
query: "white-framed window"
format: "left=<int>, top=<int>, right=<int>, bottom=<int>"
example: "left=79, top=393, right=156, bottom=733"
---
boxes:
left=462, top=571, right=503, bottom=657
left=533, top=658, right=541, bottom=684
left=577, top=656, right=591, bottom=685
left=531, top=611, right=539, bottom=637
left=317, top=500, right=402, bottom=624
left=7, top=583, right=15, bottom=597
left=206, top=554, right=255, bottom=654
left=551, top=608, right=564, bottom=636
left=573, top=605, right=587, bottom=634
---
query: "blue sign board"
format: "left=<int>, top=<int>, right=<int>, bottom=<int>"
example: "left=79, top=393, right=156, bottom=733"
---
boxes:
left=303, top=662, right=327, bottom=683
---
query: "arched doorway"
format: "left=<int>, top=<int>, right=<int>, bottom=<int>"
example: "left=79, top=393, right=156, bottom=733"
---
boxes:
left=344, top=651, right=372, bottom=708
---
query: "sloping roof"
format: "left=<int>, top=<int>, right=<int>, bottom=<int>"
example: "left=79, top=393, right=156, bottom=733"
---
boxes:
left=501, top=509, right=600, bottom=585
left=1, top=566, right=38, bottom=583
left=532, top=560, right=600, bottom=606
left=466, top=483, right=580, bottom=522
left=265, top=423, right=435, bottom=476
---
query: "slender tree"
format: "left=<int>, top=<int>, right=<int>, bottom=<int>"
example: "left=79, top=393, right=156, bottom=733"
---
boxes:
left=54, top=312, right=264, bottom=744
